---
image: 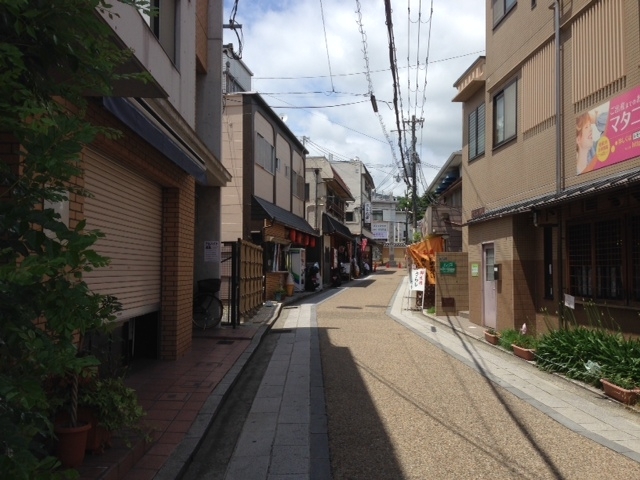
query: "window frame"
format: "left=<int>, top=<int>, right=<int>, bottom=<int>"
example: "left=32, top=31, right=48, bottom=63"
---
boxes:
left=256, top=133, right=275, bottom=175
left=493, top=80, right=518, bottom=148
left=492, top=0, right=517, bottom=27
left=468, top=102, right=486, bottom=161
left=567, top=214, right=638, bottom=306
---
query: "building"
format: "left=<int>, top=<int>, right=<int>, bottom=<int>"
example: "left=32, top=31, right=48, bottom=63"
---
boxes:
left=370, top=193, right=405, bottom=266
left=305, top=157, right=355, bottom=285
left=60, top=0, right=231, bottom=361
left=422, top=151, right=463, bottom=252
left=331, top=158, right=377, bottom=273
left=455, top=0, right=640, bottom=336
left=221, top=90, right=317, bottom=298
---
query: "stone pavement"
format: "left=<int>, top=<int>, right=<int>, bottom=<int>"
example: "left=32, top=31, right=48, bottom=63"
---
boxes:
left=77, top=268, right=640, bottom=479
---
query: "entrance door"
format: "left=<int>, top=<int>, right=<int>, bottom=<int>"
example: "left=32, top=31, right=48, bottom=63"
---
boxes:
left=483, top=244, right=497, bottom=329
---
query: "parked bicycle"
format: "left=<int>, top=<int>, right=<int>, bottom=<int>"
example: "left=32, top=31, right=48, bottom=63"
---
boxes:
left=192, top=278, right=223, bottom=330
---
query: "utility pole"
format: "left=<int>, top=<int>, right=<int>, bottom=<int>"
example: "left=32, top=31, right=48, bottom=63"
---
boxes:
left=403, top=115, right=423, bottom=231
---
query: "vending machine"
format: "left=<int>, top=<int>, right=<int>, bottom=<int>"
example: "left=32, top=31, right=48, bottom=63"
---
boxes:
left=287, top=248, right=306, bottom=292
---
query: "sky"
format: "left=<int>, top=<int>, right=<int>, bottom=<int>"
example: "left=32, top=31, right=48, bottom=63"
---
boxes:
left=222, top=0, right=486, bottom=197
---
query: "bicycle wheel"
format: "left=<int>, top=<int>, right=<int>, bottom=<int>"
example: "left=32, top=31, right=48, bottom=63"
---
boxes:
left=193, top=293, right=223, bottom=329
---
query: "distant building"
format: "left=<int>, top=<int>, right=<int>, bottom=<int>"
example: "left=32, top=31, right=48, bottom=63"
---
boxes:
left=331, top=159, right=376, bottom=271
left=305, top=157, right=354, bottom=285
left=422, top=151, right=462, bottom=252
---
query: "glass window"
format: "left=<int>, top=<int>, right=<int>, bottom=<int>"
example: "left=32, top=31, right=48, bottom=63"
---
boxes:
left=493, top=0, right=517, bottom=25
left=469, top=103, right=486, bottom=160
left=493, top=81, right=517, bottom=146
left=346, top=211, right=354, bottom=222
left=256, top=133, right=275, bottom=174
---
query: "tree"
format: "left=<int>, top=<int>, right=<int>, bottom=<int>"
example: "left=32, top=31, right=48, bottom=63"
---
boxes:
left=0, top=1, right=149, bottom=477
left=396, top=191, right=436, bottom=222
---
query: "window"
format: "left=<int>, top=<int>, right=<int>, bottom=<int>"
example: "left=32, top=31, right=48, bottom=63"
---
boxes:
left=292, top=170, right=304, bottom=198
left=346, top=211, right=354, bottom=223
left=493, top=81, right=517, bottom=147
left=256, top=133, right=275, bottom=174
left=372, top=210, right=384, bottom=221
left=493, top=0, right=516, bottom=25
left=304, top=183, right=310, bottom=201
left=276, top=157, right=281, bottom=172
left=144, top=0, right=177, bottom=63
left=568, top=217, right=631, bottom=302
left=468, top=103, right=486, bottom=160
left=285, top=165, right=289, bottom=178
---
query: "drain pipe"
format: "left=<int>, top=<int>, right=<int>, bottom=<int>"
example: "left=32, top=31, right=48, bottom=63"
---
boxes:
left=553, top=0, right=562, bottom=194
left=552, top=0, right=565, bottom=326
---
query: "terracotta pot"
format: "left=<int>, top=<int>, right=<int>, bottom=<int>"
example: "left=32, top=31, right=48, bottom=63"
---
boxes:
left=285, top=284, right=294, bottom=296
left=601, top=378, right=639, bottom=405
left=511, top=344, right=536, bottom=361
left=55, top=422, right=91, bottom=468
left=484, top=331, right=500, bottom=345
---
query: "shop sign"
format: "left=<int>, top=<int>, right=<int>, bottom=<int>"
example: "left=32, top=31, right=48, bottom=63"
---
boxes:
left=439, top=261, right=456, bottom=275
left=411, top=268, right=426, bottom=291
left=471, top=263, right=479, bottom=277
left=371, top=222, right=388, bottom=240
left=363, top=202, right=371, bottom=223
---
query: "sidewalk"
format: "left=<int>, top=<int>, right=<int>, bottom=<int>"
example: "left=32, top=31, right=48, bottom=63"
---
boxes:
left=76, top=289, right=316, bottom=480
left=389, top=275, right=640, bottom=463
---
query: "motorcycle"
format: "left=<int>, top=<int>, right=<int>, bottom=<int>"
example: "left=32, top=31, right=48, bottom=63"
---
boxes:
left=330, top=267, right=342, bottom=288
left=305, top=263, right=320, bottom=291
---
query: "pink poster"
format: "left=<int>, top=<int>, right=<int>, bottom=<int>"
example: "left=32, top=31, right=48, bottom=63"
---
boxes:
left=576, top=86, right=640, bottom=175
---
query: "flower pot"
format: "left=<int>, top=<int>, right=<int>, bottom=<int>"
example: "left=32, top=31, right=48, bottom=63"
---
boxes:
left=55, top=422, right=91, bottom=468
left=511, top=344, right=536, bottom=361
left=601, top=378, right=639, bottom=405
left=484, top=331, right=500, bottom=345
left=274, top=292, right=282, bottom=302
left=285, top=284, right=294, bottom=296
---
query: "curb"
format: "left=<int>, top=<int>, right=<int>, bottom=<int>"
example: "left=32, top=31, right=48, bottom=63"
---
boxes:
left=156, top=303, right=283, bottom=480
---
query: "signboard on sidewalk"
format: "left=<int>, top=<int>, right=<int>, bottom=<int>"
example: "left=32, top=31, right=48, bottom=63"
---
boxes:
left=411, top=268, right=427, bottom=291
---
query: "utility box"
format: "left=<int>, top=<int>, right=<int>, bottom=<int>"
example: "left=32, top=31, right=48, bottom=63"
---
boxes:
left=493, top=264, right=501, bottom=281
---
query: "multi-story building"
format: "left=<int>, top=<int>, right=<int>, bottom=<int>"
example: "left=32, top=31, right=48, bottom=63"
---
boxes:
left=455, top=0, right=640, bottom=336
left=370, top=193, right=404, bottom=266
left=422, top=151, right=463, bottom=252
left=305, top=157, right=355, bottom=285
left=53, top=0, right=230, bottom=361
left=331, top=158, right=377, bottom=271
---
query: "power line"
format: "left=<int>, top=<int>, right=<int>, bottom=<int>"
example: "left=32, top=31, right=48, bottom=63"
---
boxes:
left=318, top=0, right=335, bottom=92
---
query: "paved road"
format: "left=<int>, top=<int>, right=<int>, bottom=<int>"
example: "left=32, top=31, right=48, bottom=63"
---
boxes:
left=318, top=270, right=640, bottom=479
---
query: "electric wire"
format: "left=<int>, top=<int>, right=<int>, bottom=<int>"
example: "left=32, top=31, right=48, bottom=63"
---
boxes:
left=318, top=0, right=336, bottom=92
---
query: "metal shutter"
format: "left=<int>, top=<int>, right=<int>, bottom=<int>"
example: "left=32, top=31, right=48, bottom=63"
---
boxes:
left=83, top=149, right=162, bottom=320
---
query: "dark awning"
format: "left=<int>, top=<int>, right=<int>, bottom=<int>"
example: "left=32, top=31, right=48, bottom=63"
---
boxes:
left=469, top=168, right=640, bottom=224
left=323, top=214, right=353, bottom=241
left=252, top=196, right=318, bottom=236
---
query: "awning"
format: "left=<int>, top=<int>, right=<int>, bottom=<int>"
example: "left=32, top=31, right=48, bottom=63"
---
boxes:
left=469, top=168, right=640, bottom=224
left=252, top=196, right=318, bottom=236
left=323, top=214, right=353, bottom=241
left=103, top=97, right=207, bottom=184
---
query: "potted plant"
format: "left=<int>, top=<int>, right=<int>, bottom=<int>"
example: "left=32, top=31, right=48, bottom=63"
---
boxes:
left=274, top=285, right=286, bottom=301
left=511, top=333, right=538, bottom=361
left=600, top=374, right=640, bottom=405
left=484, top=327, right=500, bottom=345
left=79, top=376, right=146, bottom=453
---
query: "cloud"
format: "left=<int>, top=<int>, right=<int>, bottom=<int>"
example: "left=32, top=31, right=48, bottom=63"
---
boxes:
left=224, top=0, right=485, bottom=195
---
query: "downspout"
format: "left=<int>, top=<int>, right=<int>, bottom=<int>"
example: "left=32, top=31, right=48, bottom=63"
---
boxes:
left=552, top=0, right=565, bottom=326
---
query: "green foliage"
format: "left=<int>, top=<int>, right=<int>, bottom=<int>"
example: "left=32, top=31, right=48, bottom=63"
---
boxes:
left=79, top=377, right=145, bottom=432
left=0, top=1, right=148, bottom=477
left=498, top=329, right=519, bottom=351
left=535, top=326, right=640, bottom=386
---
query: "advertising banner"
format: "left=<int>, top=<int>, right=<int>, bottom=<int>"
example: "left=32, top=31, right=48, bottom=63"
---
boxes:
left=576, top=86, right=640, bottom=175
left=371, top=222, right=388, bottom=240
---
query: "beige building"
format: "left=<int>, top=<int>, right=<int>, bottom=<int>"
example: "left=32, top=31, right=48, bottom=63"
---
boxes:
left=455, top=0, right=640, bottom=336
left=221, top=92, right=317, bottom=298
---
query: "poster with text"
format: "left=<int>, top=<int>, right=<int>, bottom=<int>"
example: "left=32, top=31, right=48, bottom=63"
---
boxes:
left=576, top=86, right=640, bottom=175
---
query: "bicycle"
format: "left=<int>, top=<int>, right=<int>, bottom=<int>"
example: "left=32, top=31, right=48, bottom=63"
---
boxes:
left=192, top=278, right=224, bottom=330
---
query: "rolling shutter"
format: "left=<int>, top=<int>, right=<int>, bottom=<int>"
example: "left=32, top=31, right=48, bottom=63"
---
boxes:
left=83, top=149, right=162, bottom=320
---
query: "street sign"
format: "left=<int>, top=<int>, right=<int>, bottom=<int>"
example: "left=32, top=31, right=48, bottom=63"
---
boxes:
left=439, top=261, right=456, bottom=275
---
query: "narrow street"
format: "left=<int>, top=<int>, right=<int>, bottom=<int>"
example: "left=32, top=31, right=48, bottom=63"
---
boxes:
left=182, top=269, right=640, bottom=479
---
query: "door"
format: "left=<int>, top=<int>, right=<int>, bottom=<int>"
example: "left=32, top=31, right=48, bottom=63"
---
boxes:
left=483, top=244, right=497, bottom=329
